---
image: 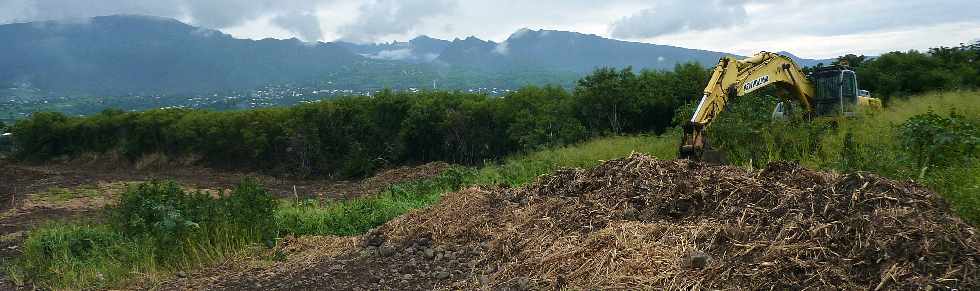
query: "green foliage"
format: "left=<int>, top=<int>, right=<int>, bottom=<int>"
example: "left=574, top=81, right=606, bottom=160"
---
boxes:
left=11, top=180, right=279, bottom=289
left=14, top=224, right=154, bottom=290
left=10, top=111, right=70, bottom=159
left=573, top=63, right=708, bottom=135
left=899, top=111, right=979, bottom=169
left=113, top=179, right=277, bottom=256
left=277, top=166, right=473, bottom=236
left=276, top=133, right=681, bottom=236
left=852, top=42, right=980, bottom=100
left=833, top=54, right=869, bottom=67
left=701, top=91, right=831, bottom=168
left=499, top=85, right=586, bottom=150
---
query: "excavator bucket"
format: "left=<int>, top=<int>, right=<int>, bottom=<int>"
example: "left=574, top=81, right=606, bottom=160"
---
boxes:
left=678, top=143, right=728, bottom=164
left=700, top=146, right=728, bottom=165
left=679, top=123, right=728, bottom=164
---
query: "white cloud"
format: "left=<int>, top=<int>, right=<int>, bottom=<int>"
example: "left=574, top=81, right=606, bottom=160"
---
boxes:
left=634, top=1, right=980, bottom=58
left=337, top=0, right=459, bottom=43
left=364, top=48, right=414, bottom=60
left=1, top=0, right=333, bottom=41
left=492, top=42, right=509, bottom=55
left=610, top=0, right=748, bottom=38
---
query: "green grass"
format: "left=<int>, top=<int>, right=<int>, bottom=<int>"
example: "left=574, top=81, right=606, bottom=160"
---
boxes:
left=6, top=224, right=159, bottom=289
left=8, top=181, right=278, bottom=290
left=820, top=91, right=979, bottom=223
left=275, top=133, right=681, bottom=236
left=471, top=132, right=680, bottom=186
left=34, top=185, right=105, bottom=203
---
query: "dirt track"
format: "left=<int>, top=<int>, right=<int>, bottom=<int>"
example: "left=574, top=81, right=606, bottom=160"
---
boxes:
left=157, top=154, right=980, bottom=290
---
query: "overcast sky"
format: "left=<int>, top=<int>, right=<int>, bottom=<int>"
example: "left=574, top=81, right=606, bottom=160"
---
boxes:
left=2, top=0, right=978, bottom=58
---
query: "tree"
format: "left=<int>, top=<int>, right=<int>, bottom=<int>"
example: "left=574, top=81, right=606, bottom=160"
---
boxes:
left=574, top=67, right=639, bottom=134
left=500, top=86, right=585, bottom=150
left=834, top=54, right=868, bottom=67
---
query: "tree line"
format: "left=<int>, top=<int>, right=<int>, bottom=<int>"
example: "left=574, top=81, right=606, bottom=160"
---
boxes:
left=10, top=64, right=708, bottom=178
left=829, top=41, right=980, bottom=102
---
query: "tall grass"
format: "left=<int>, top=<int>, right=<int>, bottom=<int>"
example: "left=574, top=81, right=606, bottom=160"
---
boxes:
left=711, top=90, right=980, bottom=223
left=276, top=133, right=681, bottom=236
left=8, top=180, right=279, bottom=289
left=7, top=224, right=159, bottom=289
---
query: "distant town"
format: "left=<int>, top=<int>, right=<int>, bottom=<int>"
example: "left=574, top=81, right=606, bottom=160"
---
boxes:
left=0, top=84, right=520, bottom=122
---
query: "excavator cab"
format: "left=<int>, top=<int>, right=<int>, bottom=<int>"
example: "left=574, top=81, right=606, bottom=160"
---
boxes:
left=810, top=66, right=859, bottom=117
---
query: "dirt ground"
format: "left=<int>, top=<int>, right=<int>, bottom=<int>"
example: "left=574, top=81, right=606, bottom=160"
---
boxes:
left=0, top=159, right=450, bottom=290
left=1, top=159, right=450, bottom=210
left=155, top=154, right=980, bottom=290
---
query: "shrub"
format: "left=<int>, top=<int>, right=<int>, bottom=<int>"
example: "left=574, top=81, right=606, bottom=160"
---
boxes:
left=111, top=179, right=277, bottom=259
left=12, top=179, right=280, bottom=288
left=899, top=110, right=979, bottom=170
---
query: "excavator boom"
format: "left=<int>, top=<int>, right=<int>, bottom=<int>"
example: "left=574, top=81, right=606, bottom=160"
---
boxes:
left=679, top=51, right=879, bottom=161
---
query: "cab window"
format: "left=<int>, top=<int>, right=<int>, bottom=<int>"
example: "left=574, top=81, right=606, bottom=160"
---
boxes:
left=842, top=71, right=858, bottom=113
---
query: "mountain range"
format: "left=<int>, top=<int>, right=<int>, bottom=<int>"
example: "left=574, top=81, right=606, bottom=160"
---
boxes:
left=0, top=15, right=833, bottom=97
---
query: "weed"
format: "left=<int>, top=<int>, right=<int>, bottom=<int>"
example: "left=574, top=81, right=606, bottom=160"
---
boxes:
left=15, top=224, right=157, bottom=290
left=11, top=179, right=278, bottom=289
left=899, top=110, right=979, bottom=170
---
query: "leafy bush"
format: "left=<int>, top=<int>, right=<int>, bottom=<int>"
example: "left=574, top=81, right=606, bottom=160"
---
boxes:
left=12, top=179, right=279, bottom=289
left=899, top=110, right=979, bottom=169
left=112, top=179, right=277, bottom=258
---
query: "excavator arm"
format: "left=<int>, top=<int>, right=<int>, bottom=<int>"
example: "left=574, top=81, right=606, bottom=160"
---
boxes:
left=679, top=52, right=815, bottom=160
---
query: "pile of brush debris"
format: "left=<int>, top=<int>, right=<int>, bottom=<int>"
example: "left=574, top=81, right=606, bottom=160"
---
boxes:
left=165, top=154, right=979, bottom=290
left=374, top=154, right=979, bottom=290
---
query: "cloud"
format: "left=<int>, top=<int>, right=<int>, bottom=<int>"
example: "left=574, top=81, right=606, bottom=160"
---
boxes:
left=272, top=11, right=323, bottom=41
left=509, top=28, right=533, bottom=40
left=610, top=0, right=749, bottom=38
left=338, top=0, right=459, bottom=43
left=492, top=42, right=509, bottom=55
left=0, top=0, right=330, bottom=41
left=364, top=48, right=414, bottom=60
left=1, top=0, right=977, bottom=58
left=363, top=48, right=440, bottom=62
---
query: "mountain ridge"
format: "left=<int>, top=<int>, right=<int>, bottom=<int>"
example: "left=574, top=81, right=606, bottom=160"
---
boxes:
left=1, top=15, right=833, bottom=98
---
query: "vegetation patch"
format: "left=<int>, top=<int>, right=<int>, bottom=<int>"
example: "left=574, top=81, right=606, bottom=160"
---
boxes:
left=8, top=179, right=278, bottom=289
left=703, top=90, right=980, bottom=223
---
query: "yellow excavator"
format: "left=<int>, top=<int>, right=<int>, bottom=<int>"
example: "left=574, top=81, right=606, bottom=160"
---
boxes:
left=679, top=51, right=882, bottom=161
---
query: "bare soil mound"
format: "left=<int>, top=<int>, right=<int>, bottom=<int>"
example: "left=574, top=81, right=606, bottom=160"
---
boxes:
left=165, top=154, right=980, bottom=290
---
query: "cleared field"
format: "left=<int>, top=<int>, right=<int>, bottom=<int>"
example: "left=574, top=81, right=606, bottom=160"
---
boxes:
left=3, top=91, right=978, bottom=290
